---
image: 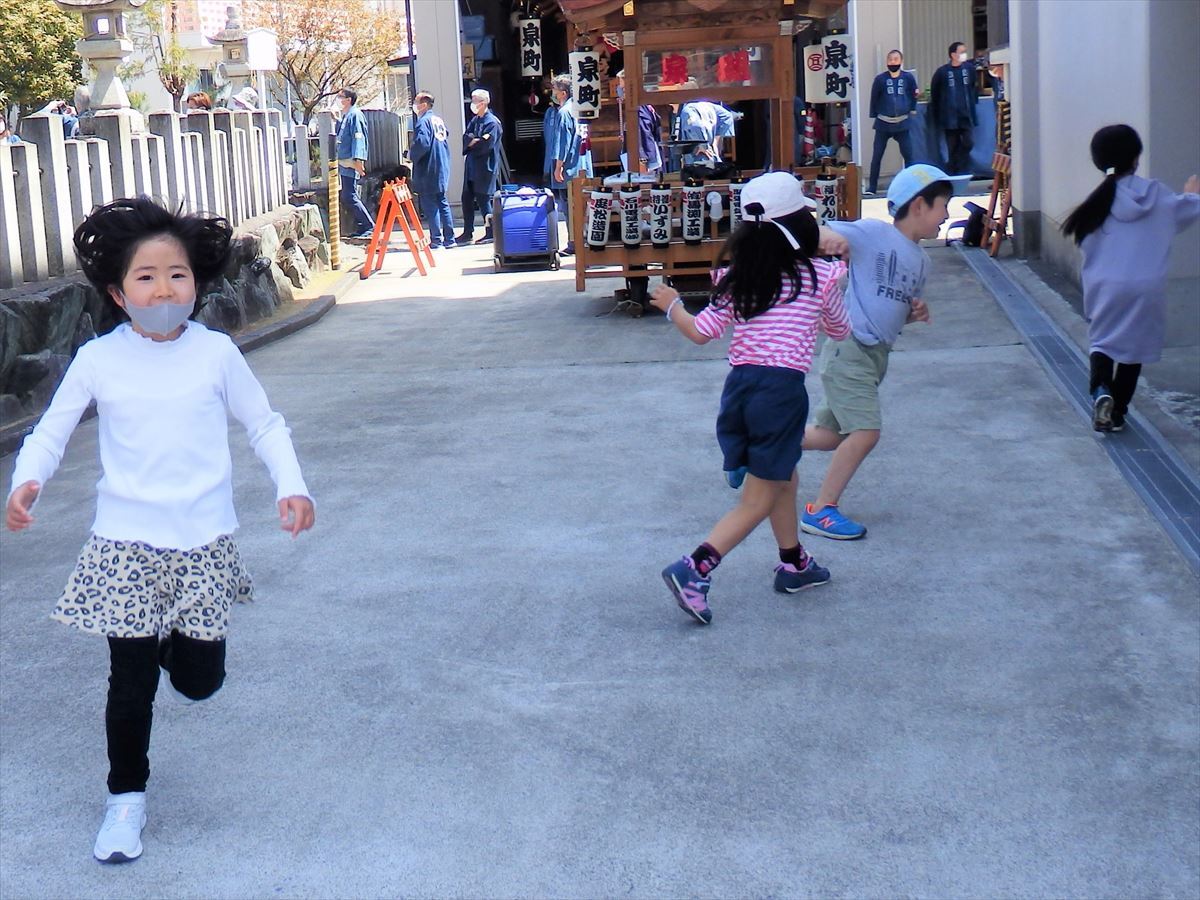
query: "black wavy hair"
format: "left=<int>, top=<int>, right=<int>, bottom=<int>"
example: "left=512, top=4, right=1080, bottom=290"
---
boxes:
left=1061, top=124, right=1142, bottom=245
left=893, top=179, right=954, bottom=221
left=712, top=208, right=820, bottom=321
left=72, top=197, right=232, bottom=322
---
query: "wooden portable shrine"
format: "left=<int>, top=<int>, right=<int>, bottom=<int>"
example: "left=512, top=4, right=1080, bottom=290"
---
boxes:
left=555, top=0, right=855, bottom=297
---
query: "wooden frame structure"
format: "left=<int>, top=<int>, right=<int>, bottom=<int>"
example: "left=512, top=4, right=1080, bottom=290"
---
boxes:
left=556, top=0, right=852, bottom=295
left=570, top=164, right=860, bottom=291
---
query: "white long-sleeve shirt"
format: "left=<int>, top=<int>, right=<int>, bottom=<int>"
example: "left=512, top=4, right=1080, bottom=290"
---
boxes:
left=9, top=322, right=310, bottom=550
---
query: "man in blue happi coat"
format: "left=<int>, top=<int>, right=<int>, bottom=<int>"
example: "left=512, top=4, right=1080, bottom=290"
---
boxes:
left=458, top=88, right=503, bottom=245
left=409, top=90, right=457, bottom=249
left=335, top=87, right=376, bottom=239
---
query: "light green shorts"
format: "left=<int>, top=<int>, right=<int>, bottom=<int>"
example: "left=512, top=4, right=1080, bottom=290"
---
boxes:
left=811, top=335, right=892, bottom=434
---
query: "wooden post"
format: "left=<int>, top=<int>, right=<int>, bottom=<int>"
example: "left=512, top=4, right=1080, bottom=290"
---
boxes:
left=328, top=160, right=340, bottom=270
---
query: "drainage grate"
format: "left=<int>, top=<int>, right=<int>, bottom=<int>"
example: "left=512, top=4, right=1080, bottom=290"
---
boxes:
left=958, top=245, right=1200, bottom=575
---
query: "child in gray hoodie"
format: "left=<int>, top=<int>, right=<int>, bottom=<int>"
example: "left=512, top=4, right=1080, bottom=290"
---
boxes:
left=1063, top=124, right=1200, bottom=431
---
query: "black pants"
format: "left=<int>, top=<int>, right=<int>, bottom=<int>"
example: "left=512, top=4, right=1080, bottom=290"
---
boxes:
left=460, top=178, right=493, bottom=239
left=868, top=128, right=914, bottom=193
left=106, top=633, right=226, bottom=794
left=945, top=127, right=974, bottom=176
left=1089, top=352, right=1142, bottom=419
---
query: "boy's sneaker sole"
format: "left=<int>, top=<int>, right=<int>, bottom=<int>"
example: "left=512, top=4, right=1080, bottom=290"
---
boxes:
left=800, top=521, right=867, bottom=540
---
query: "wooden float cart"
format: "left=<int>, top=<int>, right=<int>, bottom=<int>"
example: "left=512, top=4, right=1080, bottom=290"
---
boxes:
left=555, top=0, right=855, bottom=298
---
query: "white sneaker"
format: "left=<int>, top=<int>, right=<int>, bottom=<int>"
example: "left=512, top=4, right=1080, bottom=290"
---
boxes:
left=93, top=792, right=146, bottom=863
left=158, top=667, right=198, bottom=705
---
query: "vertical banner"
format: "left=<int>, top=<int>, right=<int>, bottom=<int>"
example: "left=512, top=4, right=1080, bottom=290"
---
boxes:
left=821, top=34, right=853, bottom=102
left=804, top=36, right=853, bottom=104
left=569, top=48, right=601, bottom=119
left=803, top=44, right=830, bottom=103
left=519, top=17, right=542, bottom=77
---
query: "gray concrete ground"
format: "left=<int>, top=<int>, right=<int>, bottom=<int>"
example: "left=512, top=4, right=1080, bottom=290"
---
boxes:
left=1, top=235, right=1198, bottom=899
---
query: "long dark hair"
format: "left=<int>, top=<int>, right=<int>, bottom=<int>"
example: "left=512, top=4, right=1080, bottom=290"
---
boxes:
left=73, top=197, right=232, bottom=322
left=1062, top=124, right=1142, bottom=245
left=712, top=209, right=820, bottom=321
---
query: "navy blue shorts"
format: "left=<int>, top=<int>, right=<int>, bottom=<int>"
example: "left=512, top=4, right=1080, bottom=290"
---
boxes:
left=716, top=364, right=809, bottom=482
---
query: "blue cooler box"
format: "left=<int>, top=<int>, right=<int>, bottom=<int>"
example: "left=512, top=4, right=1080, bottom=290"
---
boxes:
left=492, top=187, right=560, bottom=272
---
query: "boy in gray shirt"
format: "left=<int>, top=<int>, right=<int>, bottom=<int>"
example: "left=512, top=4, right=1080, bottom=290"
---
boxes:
left=803, top=165, right=953, bottom=539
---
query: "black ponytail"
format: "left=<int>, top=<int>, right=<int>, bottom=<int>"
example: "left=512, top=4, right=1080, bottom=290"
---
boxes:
left=712, top=209, right=820, bottom=321
left=1062, top=124, right=1143, bottom=245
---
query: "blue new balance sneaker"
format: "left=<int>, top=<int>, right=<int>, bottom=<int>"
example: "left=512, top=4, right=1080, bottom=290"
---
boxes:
left=724, top=466, right=748, bottom=489
left=661, top=556, right=712, bottom=625
left=801, top=503, right=867, bottom=540
left=774, top=558, right=831, bottom=593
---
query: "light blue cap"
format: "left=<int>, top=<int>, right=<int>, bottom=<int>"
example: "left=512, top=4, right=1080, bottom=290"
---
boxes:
left=886, top=163, right=956, bottom=216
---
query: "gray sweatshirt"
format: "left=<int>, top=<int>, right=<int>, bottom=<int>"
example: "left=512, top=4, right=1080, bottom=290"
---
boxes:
left=1080, top=175, right=1199, bottom=363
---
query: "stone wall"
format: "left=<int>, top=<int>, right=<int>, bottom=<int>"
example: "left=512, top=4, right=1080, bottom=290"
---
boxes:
left=0, top=203, right=328, bottom=433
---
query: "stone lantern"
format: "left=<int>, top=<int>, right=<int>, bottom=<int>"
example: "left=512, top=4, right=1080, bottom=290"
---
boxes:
left=53, top=0, right=148, bottom=114
left=210, top=6, right=252, bottom=97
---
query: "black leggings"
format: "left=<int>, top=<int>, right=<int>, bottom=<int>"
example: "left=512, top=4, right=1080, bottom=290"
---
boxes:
left=106, top=632, right=226, bottom=794
left=1089, top=351, right=1142, bottom=419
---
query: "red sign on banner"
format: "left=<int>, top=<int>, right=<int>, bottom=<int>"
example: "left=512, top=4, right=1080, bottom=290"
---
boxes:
left=662, top=53, right=688, bottom=86
left=717, top=50, right=750, bottom=83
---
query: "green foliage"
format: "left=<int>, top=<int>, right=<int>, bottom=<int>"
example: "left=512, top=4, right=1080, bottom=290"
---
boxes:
left=0, top=0, right=84, bottom=112
left=122, top=0, right=199, bottom=107
left=127, top=90, right=150, bottom=115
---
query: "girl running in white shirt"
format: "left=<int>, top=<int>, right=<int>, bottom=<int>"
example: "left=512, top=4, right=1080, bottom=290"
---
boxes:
left=5, top=197, right=315, bottom=863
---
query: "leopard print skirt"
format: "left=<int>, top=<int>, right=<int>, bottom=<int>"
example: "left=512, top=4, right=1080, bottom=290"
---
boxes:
left=52, top=534, right=254, bottom=640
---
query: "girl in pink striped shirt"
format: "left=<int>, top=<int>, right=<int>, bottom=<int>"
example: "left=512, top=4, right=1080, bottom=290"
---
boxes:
left=648, top=172, right=850, bottom=625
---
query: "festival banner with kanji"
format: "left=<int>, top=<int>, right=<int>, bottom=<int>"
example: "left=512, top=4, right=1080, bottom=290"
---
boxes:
left=569, top=48, right=601, bottom=119
left=803, top=34, right=853, bottom=104
left=519, top=17, right=543, bottom=77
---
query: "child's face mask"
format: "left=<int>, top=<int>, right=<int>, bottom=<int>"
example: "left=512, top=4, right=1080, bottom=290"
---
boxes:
left=121, top=293, right=195, bottom=336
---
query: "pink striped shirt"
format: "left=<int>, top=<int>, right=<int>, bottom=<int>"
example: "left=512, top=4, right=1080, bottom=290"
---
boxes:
left=694, top=258, right=850, bottom=372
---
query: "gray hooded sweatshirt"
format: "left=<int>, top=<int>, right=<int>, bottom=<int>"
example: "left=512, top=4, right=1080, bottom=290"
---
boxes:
left=1079, top=174, right=1199, bottom=363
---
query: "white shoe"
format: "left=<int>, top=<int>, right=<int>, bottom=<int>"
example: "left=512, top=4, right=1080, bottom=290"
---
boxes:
left=94, top=792, right=146, bottom=863
left=158, top=667, right=198, bottom=705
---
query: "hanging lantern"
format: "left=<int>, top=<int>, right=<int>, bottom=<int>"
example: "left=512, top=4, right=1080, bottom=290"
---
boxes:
left=650, top=182, right=673, bottom=248
left=569, top=45, right=601, bottom=120
left=586, top=187, right=613, bottom=251
left=728, top=177, right=747, bottom=231
left=812, top=169, right=839, bottom=224
left=619, top=184, right=642, bottom=247
left=519, top=17, right=542, bottom=77
left=682, top=178, right=705, bottom=245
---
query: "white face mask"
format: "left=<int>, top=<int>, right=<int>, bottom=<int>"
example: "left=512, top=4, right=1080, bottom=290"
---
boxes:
left=412, top=104, right=421, bottom=117
left=470, top=103, right=483, bottom=116
left=121, top=293, right=195, bottom=336
left=957, top=52, right=969, bottom=63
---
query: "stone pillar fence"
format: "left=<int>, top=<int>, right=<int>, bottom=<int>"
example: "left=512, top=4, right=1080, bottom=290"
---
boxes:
left=0, top=106, right=294, bottom=289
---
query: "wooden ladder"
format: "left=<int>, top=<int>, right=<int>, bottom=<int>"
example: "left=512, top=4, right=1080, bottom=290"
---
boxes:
left=981, top=100, right=1012, bottom=257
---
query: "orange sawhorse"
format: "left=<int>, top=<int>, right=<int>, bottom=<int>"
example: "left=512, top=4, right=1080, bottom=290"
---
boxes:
left=361, top=178, right=436, bottom=279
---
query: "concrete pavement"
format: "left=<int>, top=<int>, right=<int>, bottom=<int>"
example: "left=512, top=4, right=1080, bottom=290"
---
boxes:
left=1, top=237, right=1197, bottom=898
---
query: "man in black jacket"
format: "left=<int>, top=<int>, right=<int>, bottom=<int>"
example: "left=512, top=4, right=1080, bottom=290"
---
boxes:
left=458, top=89, right=503, bottom=245
left=929, top=41, right=977, bottom=176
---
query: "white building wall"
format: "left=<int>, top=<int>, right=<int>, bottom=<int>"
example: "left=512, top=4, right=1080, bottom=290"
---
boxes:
left=847, top=0, right=902, bottom=176
left=1148, top=0, right=1200, bottom=279
left=410, top=0, right=465, bottom=209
